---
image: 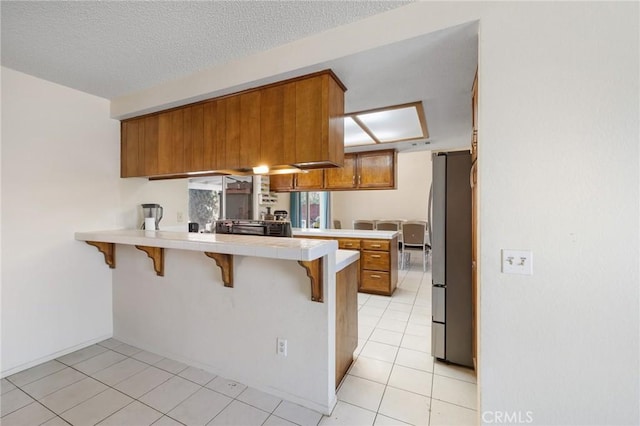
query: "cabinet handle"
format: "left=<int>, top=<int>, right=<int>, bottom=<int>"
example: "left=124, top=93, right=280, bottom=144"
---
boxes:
left=370, top=254, right=381, bottom=258
left=352, top=176, right=355, bottom=185
left=358, top=175, right=362, bottom=185
left=370, top=274, right=381, bottom=279
left=371, top=244, right=381, bottom=248
left=344, top=243, right=353, bottom=247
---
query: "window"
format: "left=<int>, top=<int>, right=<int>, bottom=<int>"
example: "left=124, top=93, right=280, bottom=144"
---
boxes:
left=296, top=191, right=329, bottom=229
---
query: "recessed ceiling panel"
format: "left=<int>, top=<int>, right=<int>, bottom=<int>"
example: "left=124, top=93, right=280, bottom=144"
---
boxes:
left=344, top=117, right=376, bottom=147
left=357, top=105, right=424, bottom=142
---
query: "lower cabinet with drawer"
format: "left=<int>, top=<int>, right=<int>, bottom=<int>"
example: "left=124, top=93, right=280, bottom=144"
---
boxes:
left=358, top=238, right=397, bottom=296
left=294, top=234, right=398, bottom=296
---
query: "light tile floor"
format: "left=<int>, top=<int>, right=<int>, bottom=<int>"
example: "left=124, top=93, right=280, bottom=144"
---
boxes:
left=0, top=254, right=477, bottom=425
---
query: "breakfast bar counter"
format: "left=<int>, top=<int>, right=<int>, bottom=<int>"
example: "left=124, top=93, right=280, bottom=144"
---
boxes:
left=75, top=229, right=337, bottom=261
left=74, top=229, right=355, bottom=414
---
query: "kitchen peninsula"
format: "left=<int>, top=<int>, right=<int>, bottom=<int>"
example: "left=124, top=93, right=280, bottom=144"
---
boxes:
left=74, top=229, right=358, bottom=414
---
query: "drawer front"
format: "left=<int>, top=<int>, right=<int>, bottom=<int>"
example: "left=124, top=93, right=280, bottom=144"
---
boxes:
left=362, top=251, right=390, bottom=271
left=338, top=238, right=361, bottom=250
left=361, top=270, right=391, bottom=293
left=361, top=239, right=390, bottom=251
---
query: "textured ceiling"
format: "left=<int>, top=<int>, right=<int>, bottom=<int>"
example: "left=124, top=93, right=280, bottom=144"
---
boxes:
left=1, top=1, right=412, bottom=99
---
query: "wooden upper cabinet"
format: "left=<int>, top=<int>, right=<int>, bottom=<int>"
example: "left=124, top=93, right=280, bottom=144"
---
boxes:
left=268, top=169, right=324, bottom=192
left=295, top=169, right=324, bottom=190
left=120, top=70, right=345, bottom=178
left=325, top=150, right=396, bottom=190
left=358, top=150, right=396, bottom=189
left=270, top=149, right=395, bottom=193
left=269, top=174, right=294, bottom=192
left=325, top=154, right=356, bottom=189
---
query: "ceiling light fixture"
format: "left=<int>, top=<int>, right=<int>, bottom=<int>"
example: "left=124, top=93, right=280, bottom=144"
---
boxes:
left=344, top=101, right=428, bottom=147
left=252, top=165, right=270, bottom=174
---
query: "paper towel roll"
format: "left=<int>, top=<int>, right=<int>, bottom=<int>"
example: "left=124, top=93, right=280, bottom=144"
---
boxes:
left=144, top=217, right=156, bottom=230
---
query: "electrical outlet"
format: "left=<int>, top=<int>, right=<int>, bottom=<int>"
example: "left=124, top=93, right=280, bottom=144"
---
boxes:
left=502, top=249, right=533, bottom=275
left=277, top=338, right=287, bottom=357
left=177, top=211, right=185, bottom=223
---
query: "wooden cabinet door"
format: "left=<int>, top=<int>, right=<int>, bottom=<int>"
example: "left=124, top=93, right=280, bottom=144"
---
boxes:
left=142, top=115, right=159, bottom=176
left=121, top=115, right=161, bottom=177
left=325, top=154, right=356, bottom=189
left=184, top=105, right=205, bottom=172
left=202, top=100, right=219, bottom=172
left=239, top=91, right=261, bottom=168
left=269, top=174, right=294, bottom=192
left=158, top=109, right=186, bottom=175
left=357, top=150, right=396, bottom=189
left=224, top=96, right=241, bottom=169
left=260, top=84, right=296, bottom=167
left=294, top=76, right=323, bottom=165
left=295, top=169, right=324, bottom=190
left=121, top=118, right=142, bottom=177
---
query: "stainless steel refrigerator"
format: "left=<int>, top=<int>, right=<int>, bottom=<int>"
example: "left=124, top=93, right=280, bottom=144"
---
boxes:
left=430, top=151, right=473, bottom=367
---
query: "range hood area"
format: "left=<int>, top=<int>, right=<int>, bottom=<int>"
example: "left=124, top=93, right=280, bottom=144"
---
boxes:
left=121, top=70, right=346, bottom=180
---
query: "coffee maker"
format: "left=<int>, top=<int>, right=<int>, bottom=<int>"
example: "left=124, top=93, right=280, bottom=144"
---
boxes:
left=141, top=203, right=163, bottom=230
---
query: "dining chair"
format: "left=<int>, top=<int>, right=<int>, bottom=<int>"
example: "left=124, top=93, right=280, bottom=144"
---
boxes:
left=401, top=221, right=431, bottom=272
left=333, top=219, right=342, bottom=229
left=375, top=221, right=403, bottom=269
left=374, top=220, right=400, bottom=231
left=353, top=220, right=375, bottom=230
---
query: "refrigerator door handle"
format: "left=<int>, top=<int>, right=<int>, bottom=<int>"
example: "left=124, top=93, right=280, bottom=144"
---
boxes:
left=432, top=286, right=446, bottom=323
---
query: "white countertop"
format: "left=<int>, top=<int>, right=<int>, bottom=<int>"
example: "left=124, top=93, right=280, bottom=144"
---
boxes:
left=335, top=249, right=359, bottom=272
left=293, top=228, right=399, bottom=240
left=75, top=229, right=337, bottom=261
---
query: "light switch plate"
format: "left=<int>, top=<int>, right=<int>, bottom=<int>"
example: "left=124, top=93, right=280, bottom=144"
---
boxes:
left=502, top=249, right=533, bottom=275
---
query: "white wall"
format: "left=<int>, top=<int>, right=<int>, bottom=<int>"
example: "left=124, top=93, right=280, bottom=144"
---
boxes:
left=0, top=68, right=120, bottom=374
left=332, top=150, right=432, bottom=228
left=478, top=3, right=639, bottom=424
left=117, top=178, right=189, bottom=231
left=107, top=2, right=640, bottom=424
